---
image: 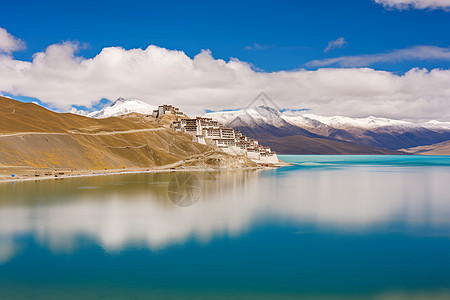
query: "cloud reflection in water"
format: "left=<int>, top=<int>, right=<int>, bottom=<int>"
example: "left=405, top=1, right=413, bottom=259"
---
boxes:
left=0, top=164, right=449, bottom=262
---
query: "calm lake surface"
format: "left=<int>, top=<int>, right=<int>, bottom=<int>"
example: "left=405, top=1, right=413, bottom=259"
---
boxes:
left=1, top=155, right=450, bottom=299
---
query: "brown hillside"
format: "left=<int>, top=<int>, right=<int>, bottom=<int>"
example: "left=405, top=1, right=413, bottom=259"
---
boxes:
left=0, top=97, right=154, bottom=133
left=0, top=96, right=223, bottom=171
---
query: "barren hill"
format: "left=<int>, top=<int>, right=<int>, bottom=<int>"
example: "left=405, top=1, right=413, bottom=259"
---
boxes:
left=0, top=97, right=256, bottom=178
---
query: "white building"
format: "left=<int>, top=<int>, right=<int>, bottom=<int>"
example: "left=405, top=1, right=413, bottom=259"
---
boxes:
left=171, top=115, right=279, bottom=164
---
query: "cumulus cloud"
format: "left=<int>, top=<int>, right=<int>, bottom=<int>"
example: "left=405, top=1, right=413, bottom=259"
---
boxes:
left=1, top=30, right=450, bottom=121
left=374, top=0, right=450, bottom=11
left=324, top=37, right=347, bottom=53
left=0, top=27, right=26, bottom=53
left=307, top=45, right=450, bottom=67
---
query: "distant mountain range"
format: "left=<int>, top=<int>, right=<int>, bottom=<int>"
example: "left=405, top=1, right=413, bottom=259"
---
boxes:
left=72, top=98, right=450, bottom=155
left=205, top=106, right=450, bottom=154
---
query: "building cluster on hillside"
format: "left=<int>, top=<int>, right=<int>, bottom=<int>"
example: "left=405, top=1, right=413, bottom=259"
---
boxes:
left=153, top=105, right=278, bottom=164
left=152, top=104, right=184, bottom=118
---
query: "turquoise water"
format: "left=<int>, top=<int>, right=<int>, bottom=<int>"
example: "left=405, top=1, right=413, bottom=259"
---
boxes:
left=0, top=155, right=450, bottom=299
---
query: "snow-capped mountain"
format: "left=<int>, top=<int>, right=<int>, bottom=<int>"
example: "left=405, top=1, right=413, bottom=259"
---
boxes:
left=205, top=106, right=319, bottom=139
left=72, top=97, right=157, bottom=119
left=207, top=106, right=417, bottom=130
left=281, top=110, right=450, bottom=149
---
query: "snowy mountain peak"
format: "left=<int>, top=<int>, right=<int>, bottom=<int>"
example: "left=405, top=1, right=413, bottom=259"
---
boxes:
left=71, top=98, right=158, bottom=119
left=112, top=97, right=128, bottom=105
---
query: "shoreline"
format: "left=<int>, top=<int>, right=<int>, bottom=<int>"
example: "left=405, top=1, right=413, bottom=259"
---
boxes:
left=0, top=163, right=289, bottom=184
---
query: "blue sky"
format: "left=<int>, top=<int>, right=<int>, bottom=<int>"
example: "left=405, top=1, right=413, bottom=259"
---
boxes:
left=1, top=0, right=450, bottom=120
left=2, top=0, right=449, bottom=72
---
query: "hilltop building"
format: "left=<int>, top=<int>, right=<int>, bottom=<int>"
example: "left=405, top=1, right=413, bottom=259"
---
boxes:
left=171, top=115, right=278, bottom=164
left=153, top=105, right=184, bottom=118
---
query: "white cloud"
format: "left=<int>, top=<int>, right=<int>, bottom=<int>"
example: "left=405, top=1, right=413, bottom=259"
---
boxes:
left=375, top=0, right=450, bottom=10
left=307, top=45, right=450, bottom=67
left=1, top=31, right=450, bottom=121
left=324, top=37, right=347, bottom=53
left=0, top=27, right=26, bottom=53
left=244, top=43, right=273, bottom=50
